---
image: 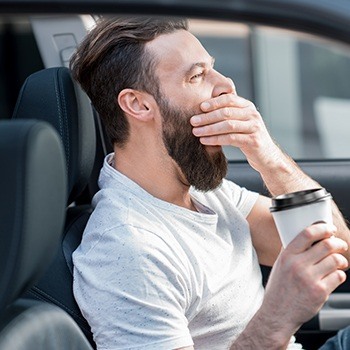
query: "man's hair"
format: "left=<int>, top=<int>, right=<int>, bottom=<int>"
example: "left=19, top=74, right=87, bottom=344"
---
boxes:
left=70, top=16, right=188, bottom=146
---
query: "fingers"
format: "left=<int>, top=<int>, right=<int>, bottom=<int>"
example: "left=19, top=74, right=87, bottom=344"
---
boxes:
left=194, top=132, right=260, bottom=148
left=191, top=115, right=260, bottom=147
left=283, top=223, right=348, bottom=293
left=190, top=95, right=263, bottom=149
left=199, top=94, right=252, bottom=114
left=296, top=268, right=347, bottom=308
left=191, top=94, right=256, bottom=127
left=316, top=253, right=348, bottom=276
left=312, top=237, right=349, bottom=265
left=192, top=119, right=257, bottom=138
left=287, top=223, right=338, bottom=253
left=189, top=93, right=269, bottom=157
left=320, top=269, right=347, bottom=295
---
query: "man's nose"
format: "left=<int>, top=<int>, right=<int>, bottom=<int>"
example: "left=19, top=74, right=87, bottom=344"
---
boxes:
left=212, top=71, right=237, bottom=97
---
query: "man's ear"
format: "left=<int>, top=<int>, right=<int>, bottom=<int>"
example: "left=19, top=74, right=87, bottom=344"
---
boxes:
left=118, top=88, right=153, bottom=122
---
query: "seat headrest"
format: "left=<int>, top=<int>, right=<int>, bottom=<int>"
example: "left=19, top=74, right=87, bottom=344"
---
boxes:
left=12, top=67, right=96, bottom=204
left=0, top=120, right=67, bottom=312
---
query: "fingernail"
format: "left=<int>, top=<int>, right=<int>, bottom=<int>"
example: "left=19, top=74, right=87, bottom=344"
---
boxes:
left=191, top=116, right=201, bottom=125
left=192, top=127, right=202, bottom=136
left=201, top=102, right=210, bottom=110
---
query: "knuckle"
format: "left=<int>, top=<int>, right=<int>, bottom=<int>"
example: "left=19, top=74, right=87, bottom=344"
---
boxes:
left=248, top=100, right=256, bottom=108
left=227, top=119, right=235, bottom=130
left=250, top=107, right=259, bottom=116
left=250, top=122, right=260, bottom=134
left=321, top=238, right=335, bottom=253
left=222, top=107, right=232, bottom=118
left=310, top=283, right=328, bottom=301
left=290, top=259, right=308, bottom=283
left=248, top=105, right=259, bottom=117
left=248, top=134, right=260, bottom=148
left=331, top=253, right=343, bottom=267
left=302, top=227, right=314, bottom=241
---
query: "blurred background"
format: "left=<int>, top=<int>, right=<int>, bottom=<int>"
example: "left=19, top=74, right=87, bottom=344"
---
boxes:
left=1, top=16, right=349, bottom=161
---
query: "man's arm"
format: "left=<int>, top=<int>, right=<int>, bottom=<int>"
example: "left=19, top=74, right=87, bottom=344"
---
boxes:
left=175, top=224, right=348, bottom=350
left=191, top=93, right=350, bottom=264
left=246, top=195, right=282, bottom=266
left=190, top=93, right=350, bottom=348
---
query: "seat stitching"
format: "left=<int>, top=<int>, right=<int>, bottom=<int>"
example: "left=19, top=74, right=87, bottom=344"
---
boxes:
left=54, top=69, right=70, bottom=174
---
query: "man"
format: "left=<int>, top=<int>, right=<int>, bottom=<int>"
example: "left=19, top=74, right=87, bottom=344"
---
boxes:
left=71, top=17, right=350, bottom=349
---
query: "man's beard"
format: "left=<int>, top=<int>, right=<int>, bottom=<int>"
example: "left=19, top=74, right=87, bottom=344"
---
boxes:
left=159, top=96, right=227, bottom=192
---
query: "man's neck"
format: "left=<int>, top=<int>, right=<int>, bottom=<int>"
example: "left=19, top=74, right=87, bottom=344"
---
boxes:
left=113, top=145, right=196, bottom=211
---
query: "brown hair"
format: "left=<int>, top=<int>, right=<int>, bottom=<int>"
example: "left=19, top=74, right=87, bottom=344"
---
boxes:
left=70, top=16, right=188, bottom=146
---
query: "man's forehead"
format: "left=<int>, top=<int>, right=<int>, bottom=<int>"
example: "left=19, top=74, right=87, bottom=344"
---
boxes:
left=146, top=29, right=212, bottom=73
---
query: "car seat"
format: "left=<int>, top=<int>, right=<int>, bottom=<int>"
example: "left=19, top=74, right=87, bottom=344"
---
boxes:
left=0, top=119, right=92, bottom=350
left=12, top=67, right=98, bottom=347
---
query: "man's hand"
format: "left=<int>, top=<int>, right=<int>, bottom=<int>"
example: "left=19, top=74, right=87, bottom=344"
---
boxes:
left=190, top=94, right=281, bottom=172
left=231, top=223, right=348, bottom=349
left=264, top=223, right=348, bottom=334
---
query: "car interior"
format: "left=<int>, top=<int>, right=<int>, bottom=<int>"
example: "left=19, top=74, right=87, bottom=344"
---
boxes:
left=1, top=2, right=350, bottom=349
left=13, top=66, right=98, bottom=346
left=0, top=119, right=91, bottom=349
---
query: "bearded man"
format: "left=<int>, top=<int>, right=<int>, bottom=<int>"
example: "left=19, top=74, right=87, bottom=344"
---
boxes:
left=71, top=17, right=350, bottom=350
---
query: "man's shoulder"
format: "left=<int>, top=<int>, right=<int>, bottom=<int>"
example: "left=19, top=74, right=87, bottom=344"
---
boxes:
left=88, top=188, right=166, bottom=235
left=75, top=203, right=189, bottom=274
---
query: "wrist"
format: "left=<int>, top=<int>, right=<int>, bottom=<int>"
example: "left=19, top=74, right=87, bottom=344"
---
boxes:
left=249, top=142, right=287, bottom=174
left=231, top=305, right=298, bottom=350
left=257, top=150, right=318, bottom=196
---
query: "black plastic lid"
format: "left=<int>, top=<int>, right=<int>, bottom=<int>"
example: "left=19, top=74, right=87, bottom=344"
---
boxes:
left=270, top=188, right=332, bottom=212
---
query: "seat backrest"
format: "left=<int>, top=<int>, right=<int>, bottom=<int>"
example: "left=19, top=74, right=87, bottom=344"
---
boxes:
left=12, top=68, right=98, bottom=346
left=0, top=299, right=92, bottom=350
left=0, top=120, right=66, bottom=313
left=0, top=119, right=92, bottom=350
left=12, top=66, right=96, bottom=204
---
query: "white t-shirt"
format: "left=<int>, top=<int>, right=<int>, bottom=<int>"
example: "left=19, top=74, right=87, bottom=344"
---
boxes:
left=73, top=153, right=267, bottom=349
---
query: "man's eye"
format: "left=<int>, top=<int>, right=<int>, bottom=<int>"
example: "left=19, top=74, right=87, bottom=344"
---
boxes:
left=191, top=72, right=204, bottom=81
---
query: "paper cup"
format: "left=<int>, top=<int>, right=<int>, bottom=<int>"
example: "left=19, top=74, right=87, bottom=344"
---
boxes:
left=270, top=188, right=333, bottom=247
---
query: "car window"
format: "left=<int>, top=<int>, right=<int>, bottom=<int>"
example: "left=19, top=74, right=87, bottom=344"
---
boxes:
left=0, top=16, right=44, bottom=119
left=1, top=16, right=349, bottom=162
left=190, top=20, right=350, bottom=161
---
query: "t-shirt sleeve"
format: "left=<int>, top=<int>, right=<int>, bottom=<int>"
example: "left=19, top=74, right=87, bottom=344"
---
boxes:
left=73, top=224, right=194, bottom=350
left=221, top=179, right=259, bottom=218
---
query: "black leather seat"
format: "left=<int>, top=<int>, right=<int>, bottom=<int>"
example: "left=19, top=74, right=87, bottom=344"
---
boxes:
left=12, top=67, right=97, bottom=346
left=0, top=119, right=92, bottom=350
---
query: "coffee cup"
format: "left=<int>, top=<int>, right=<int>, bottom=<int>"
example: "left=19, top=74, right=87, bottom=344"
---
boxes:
left=270, top=188, right=333, bottom=247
